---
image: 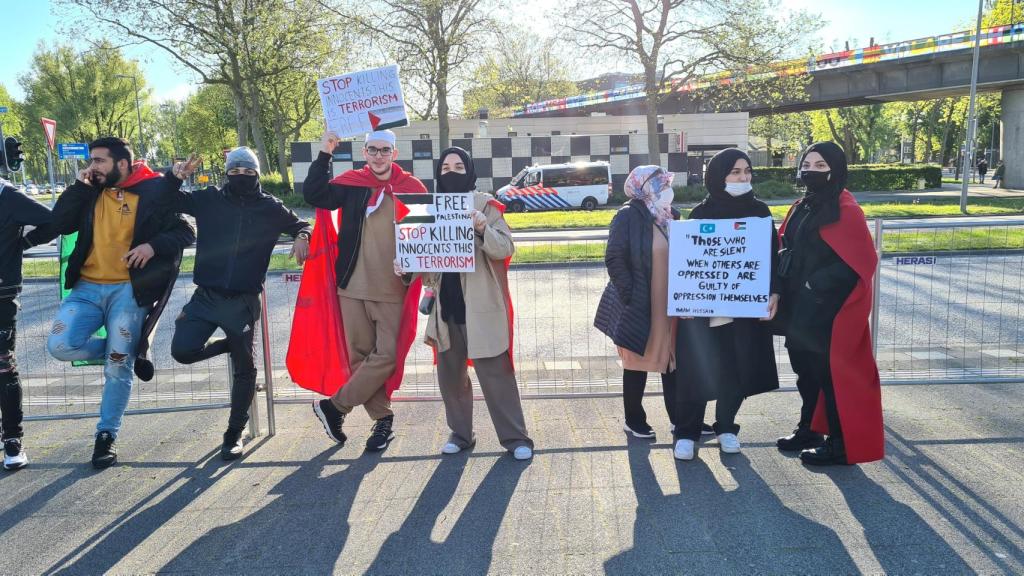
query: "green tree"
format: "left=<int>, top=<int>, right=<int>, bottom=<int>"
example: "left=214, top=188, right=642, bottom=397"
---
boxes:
left=61, top=0, right=340, bottom=172
left=321, top=0, right=500, bottom=149
left=176, top=85, right=238, bottom=176
left=462, top=28, right=579, bottom=117
left=559, top=0, right=818, bottom=162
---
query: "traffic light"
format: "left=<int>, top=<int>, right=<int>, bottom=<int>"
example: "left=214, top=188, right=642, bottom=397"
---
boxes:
left=2, top=137, right=24, bottom=172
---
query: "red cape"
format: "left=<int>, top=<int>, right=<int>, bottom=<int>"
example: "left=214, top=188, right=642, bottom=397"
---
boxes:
left=780, top=190, right=884, bottom=464
left=286, top=165, right=426, bottom=398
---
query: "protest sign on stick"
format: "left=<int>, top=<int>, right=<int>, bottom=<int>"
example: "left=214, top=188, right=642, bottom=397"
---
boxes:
left=318, top=64, right=409, bottom=137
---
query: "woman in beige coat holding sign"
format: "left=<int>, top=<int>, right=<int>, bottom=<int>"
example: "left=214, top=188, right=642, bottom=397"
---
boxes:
left=421, top=147, right=533, bottom=461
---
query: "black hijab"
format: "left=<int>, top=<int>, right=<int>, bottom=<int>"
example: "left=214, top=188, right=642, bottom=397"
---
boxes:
left=693, top=148, right=769, bottom=219
left=797, top=141, right=848, bottom=204
left=795, top=141, right=848, bottom=229
left=435, top=146, right=477, bottom=193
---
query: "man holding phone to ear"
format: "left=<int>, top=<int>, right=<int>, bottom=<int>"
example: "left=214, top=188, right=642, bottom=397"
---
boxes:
left=47, top=137, right=195, bottom=469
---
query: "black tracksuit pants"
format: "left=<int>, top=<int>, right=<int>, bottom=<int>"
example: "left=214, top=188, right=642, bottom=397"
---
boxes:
left=171, top=287, right=260, bottom=431
left=788, top=348, right=843, bottom=438
left=0, top=298, right=22, bottom=440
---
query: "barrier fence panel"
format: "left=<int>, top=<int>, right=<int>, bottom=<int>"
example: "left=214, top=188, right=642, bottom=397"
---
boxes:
left=874, top=217, right=1024, bottom=383
left=16, top=217, right=1024, bottom=424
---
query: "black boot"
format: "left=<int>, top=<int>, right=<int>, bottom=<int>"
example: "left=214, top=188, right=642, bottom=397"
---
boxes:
left=92, top=431, right=117, bottom=469
left=800, top=436, right=849, bottom=466
left=776, top=427, right=825, bottom=452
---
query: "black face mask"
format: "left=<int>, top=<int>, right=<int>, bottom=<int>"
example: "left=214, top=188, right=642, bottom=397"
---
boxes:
left=438, top=171, right=473, bottom=193
left=228, top=174, right=260, bottom=196
left=799, top=170, right=832, bottom=193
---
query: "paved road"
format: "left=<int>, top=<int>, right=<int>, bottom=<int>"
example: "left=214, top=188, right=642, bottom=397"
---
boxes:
left=0, top=388, right=1020, bottom=574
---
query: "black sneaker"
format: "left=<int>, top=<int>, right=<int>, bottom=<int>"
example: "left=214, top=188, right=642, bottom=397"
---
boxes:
left=365, top=415, right=395, bottom=451
left=3, top=438, right=28, bottom=471
left=701, top=423, right=715, bottom=436
left=92, top=431, right=117, bottom=469
left=312, top=399, right=347, bottom=444
left=777, top=427, right=825, bottom=452
left=221, top=427, right=244, bottom=461
left=623, top=422, right=655, bottom=438
left=133, top=357, right=154, bottom=382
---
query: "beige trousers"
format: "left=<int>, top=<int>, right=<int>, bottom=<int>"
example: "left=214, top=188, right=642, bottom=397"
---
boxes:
left=330, top=295, right=403, bottom=420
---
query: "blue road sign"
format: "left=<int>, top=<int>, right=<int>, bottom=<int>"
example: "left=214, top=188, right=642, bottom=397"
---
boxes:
left=58, top=143, right=89, bottom=161
left=0, top=106, right=9, bottom=113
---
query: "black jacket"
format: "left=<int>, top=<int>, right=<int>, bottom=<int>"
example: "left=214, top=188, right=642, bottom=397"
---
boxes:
left=169, top=180, right=311, bottom=294
left=675, top=199, right=780, bottom=402
left=0, top=182, right=56, bottom=299
left=303, top=151, right=376, bottom=289
left=594, top=200, right=677, bottom=356
left=51, top=175, right=196, bottom=307
left=777, top=201, right=859, bottom=353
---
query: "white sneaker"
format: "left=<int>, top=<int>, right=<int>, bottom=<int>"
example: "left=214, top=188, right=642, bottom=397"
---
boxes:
left=717, top=433, right=741, bottom=454
left=441, top=442, right=462, bottom=454
left=3, top=439, right=28, bottom=471
left=673, top=439, right=695, bottom=461
left=513, top=446, right=533, bottom=460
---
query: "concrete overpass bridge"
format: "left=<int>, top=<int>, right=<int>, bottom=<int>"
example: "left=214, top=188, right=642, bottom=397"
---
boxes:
left=514, top=24, right=1024, bottom=186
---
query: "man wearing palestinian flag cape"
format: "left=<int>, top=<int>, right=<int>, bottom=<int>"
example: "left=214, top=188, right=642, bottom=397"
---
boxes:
left=290, top=129, right=424, bottom=452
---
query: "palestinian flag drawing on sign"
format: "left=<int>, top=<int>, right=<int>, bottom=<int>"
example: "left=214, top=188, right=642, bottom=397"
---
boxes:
left=395, top=193, right=435, bottom=224
left=368, top=105, right=410, bottom=131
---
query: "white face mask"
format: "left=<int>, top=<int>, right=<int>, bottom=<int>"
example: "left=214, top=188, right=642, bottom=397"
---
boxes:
left=724, top=182, right=752, bottom=197
left=656, top=188, right=674, bottom=208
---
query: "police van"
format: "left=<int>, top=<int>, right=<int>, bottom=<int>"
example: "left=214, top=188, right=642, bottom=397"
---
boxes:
left=496, top=161, right=611, bottom=212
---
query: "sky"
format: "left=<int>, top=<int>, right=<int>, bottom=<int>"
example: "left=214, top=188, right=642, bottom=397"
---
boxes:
left=0, top=0, right=990, bottom=105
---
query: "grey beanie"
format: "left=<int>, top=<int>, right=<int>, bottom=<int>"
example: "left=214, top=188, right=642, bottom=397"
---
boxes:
left=226, top=146, right=260, bottom=174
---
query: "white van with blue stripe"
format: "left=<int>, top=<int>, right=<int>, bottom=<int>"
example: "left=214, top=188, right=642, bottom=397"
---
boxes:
left=496, top=161, right=611, bottom=213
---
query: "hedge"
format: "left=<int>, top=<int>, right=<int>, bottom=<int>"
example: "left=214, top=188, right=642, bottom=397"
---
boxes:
left=753, top=164, right=942, bottom=191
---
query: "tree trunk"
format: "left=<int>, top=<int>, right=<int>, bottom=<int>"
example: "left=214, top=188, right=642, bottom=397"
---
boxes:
left=231, top=87, right=247, bottom=147
left=274, top=113, right=291, bottom=190
left=437, top=80, right=450, bottom=151
left=939, top=99, right=956, bottom=166
left=644, top=65, right=660, bottom=164
left=245, top=85, right=271, bottom=174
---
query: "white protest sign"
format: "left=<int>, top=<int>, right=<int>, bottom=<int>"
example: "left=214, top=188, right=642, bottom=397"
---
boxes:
left=317, top=64, right=409, bottom=138
left=667, top=217, right=772, bottom=318
left=395, top=193, right=476, bottom=273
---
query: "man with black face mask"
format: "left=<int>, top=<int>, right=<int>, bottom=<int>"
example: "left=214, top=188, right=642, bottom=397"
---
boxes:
left=166, top=147, right=311, bottom=460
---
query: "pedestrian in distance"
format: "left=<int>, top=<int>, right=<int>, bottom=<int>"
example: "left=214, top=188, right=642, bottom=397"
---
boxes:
left=977, top=157, right=989, bottom=184
left=993, top=160, right=1005, bottom=189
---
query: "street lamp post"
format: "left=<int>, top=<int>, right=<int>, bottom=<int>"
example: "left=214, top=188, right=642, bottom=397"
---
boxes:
left=116, top=74, right=145, bottom=160
left=960, top=0, right=984, bottom=214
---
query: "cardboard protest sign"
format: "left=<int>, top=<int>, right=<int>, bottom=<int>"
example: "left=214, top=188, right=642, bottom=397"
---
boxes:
left=318, top=64, right=409, bottom=137
left=667, top=217, right=772, bottom=318
left=394, top=193, right=476, bottom=273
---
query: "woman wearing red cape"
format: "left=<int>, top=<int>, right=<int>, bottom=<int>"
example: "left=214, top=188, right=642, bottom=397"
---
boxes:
left=775, top=141, right=884, bottom=465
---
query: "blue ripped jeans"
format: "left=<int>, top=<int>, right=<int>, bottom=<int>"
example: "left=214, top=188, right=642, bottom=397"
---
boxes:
left=47, top=281, right=149, bottom=438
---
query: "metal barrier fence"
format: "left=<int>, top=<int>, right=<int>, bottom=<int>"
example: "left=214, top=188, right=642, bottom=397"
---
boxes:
left=15, top=217, right=1024, bottom=432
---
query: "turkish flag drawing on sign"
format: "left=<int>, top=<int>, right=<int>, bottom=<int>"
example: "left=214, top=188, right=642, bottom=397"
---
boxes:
left=40, top=118, right=57, bottom=150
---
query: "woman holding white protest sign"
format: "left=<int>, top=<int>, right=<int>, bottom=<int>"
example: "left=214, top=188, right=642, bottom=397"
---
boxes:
left=672, top=149, right=781, bottom=461
left=775, top=141, right=883, bottom=466
left=595, top=165, right=690, bottom=439
left=421, top=147, right=533, bottom=461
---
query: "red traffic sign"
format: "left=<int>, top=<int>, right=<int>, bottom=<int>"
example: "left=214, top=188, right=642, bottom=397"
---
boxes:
left=40, top=118, right=57, bottom=151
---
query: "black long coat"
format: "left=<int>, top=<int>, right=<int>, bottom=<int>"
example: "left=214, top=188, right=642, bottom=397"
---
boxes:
left=594, top=200, right=673, bottom=356
left=674, top=200, right=781, bottom=402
